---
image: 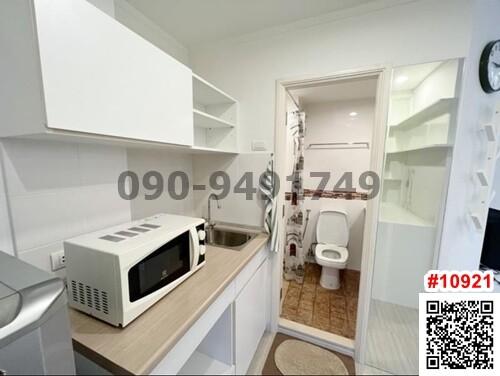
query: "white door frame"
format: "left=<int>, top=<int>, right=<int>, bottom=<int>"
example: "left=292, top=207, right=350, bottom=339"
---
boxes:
left=269, top=64, right=392, bottom=365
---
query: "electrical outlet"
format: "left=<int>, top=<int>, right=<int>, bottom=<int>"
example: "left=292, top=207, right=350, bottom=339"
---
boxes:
left=50, top=250, right=66, bottom=271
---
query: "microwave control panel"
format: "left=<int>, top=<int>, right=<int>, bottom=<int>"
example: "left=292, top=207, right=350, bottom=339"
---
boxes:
left=197, top=223, right=206, bottom=265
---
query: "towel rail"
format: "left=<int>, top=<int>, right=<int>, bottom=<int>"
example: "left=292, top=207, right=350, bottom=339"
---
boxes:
left=306, top=142, right=370, bottom=150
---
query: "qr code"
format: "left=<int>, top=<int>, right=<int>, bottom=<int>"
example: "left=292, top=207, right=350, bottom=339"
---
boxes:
left=420, top=293, right=499, bottom=375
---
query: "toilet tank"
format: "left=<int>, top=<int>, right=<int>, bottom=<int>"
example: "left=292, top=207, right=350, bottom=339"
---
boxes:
left=316, top=210, right=349, bottom=246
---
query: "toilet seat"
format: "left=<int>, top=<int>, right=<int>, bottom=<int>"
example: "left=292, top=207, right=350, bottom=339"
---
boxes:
left=315, top=244, right=348, bottom=268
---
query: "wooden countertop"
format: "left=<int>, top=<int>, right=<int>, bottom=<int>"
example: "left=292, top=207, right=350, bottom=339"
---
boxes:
left=69, top=232, right=269, bottom=375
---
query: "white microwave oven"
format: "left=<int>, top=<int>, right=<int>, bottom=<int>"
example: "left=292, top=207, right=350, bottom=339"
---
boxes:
left=64, top=213, right=206, bottom=327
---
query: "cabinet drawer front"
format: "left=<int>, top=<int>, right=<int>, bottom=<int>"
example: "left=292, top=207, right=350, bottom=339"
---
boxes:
left=35, top=0, right=193, bottom=146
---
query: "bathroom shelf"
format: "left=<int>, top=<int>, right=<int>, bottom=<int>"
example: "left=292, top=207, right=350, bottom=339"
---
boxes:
left=386, top=143, right=453, bottom=154
left=389, top=98, right=458, bottom=131
left=379, top=202, right=434, bottom=227
left=193, top=109, right=236, bottom=129
left=193, top=73, right=237, bottom=106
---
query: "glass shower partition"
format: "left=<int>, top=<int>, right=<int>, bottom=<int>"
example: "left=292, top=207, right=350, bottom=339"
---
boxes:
left=364, top=59, right=463, bottom=375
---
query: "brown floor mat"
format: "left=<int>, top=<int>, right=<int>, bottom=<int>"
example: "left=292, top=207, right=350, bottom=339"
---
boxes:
left=261, top=333, right=356, bottom=375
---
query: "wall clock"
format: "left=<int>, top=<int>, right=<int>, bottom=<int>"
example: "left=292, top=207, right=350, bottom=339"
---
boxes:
left=480, top=40, right=500, bottom=93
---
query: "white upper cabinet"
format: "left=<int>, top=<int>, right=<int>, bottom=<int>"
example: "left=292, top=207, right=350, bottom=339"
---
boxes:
left=0, top=0, right=193, bottom=146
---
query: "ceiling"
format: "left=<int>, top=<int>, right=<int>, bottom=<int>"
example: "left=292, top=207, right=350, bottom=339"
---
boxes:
left=289, top=76, right=378, bottom=106
left=126, top=0, right=378, bottom=47
left=391, top=61, right=442, bottom=91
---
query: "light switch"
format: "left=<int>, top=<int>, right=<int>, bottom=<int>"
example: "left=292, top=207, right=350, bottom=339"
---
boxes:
left=252, top=140, right=267, bottom=151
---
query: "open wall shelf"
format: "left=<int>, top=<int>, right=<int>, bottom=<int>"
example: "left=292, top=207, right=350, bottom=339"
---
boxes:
left=389, top=98, right=458, bottom=130
left=386, top=143, right=453, bottom=154
left=193, top=109, right=235, bottom=129
left=380, top=202, right=434, bottom=227
left=190, top=146, right=238, bottom=154
left=380, top=59, right=461, bottom=232
left=193, top=73, right=237, bottom=106
left=192, top=73, right=238, bottom=153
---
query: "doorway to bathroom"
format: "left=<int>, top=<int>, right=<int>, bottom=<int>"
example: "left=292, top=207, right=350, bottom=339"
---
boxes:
left=272, top=68, right=388, bottom=354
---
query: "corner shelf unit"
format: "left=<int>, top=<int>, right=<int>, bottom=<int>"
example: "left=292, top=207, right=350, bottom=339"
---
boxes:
left=389, top=98, right=458, bottom=131
left=381, top=59, right=461, bottom=234
left=380, top=202, right=434, bottom=227
left=386, top=143, right=453, bottom=154
left=192, top=73, right=238, bottom=154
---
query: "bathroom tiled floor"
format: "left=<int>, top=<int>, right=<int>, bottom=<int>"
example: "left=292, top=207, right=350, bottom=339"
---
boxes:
left=281, top=263, right=360, bottom=339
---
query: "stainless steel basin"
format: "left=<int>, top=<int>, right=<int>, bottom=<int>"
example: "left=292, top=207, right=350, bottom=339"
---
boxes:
left=208, top=228, right=256, bottom=250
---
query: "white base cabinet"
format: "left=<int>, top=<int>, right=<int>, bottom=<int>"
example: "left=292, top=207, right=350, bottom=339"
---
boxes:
left=234, top=257, right=268, bottom=375
left=0, top=0, right=193, bottom=146
left=150, top=246, right=270, bottom=375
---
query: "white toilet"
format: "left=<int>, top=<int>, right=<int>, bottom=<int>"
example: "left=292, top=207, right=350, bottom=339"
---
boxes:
left=314, top=210, right=349, bottom=290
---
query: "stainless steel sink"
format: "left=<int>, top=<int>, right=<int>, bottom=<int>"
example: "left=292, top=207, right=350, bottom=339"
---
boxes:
left=208, top=228, right=256, bottom=250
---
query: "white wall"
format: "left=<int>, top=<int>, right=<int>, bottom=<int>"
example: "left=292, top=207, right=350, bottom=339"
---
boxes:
left=0, top=139, right=130, bottom=273
left=113, top=0, right=190, bottom=65
left=87, top=0, right=190, bottom=65
left=303, top=99, right=374, bottom=189
left=189, top=0, right=500, bottom=270
left=0, top=144, right=14, bottom=256
left=412, top=59, right=459, bottom=113
left=372, top=222, right=435, bottom=308
left=438, top=0, right=500, bottom=270
left=491, top=163, right=500, bottom=210
left=127, top=148, right=195, bottom=220
left=190, top=0, right=472, bottom=153
left=86, top=0, right=114, bottom=17
left=301, top=99, right=374, bottom=270
left=192, top=153, right=270, bottom=227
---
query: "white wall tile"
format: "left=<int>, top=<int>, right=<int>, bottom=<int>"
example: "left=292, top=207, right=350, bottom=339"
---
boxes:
left=1, top=139, right=81, bottom=196
left=127, top=148, right=195, bottom=219
left=81, top=184, right=131, bottom=233
left=78, top=143, right=128, bottom=186
left=17, top=241, right=66, bottom=277
left=193, top=153, right=270, bottom=227
left=9, top=189, right=87, bottom=251
left=1, top=139, right=133, bottom=270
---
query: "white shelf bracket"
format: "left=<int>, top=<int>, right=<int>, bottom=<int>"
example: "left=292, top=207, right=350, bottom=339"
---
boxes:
left=484, top=123, right=497, bottom=142
left=470, top=213, right=483, bottom=232
left=476, top=170, right=489, bottom=187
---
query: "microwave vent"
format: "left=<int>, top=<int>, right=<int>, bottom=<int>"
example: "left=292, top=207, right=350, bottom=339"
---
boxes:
left=140, top=223, right=161, bottom=229
left=98, top=224, right=160, bottom=242
left=70, top=280, right=109, bottom=315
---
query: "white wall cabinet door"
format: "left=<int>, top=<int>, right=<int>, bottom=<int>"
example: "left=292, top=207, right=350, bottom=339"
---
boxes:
left=234, top=258, right=268, bottom=375
left=33, top=0, right=193, bottom=145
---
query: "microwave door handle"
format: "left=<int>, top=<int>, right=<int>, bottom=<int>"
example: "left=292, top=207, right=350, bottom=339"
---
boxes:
left=190, top=228, right=200, bottom=269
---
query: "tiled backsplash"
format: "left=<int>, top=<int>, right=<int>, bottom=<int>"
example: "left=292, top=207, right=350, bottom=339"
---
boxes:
left=285, top=189, right=368, bottom=201
left=0, top=139, right=131, bottom=272
left=0, top=139, right=266, bottom=273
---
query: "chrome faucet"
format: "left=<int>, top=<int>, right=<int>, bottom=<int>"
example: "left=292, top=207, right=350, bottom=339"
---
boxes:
left=207, top=193, right=221, bottom=229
